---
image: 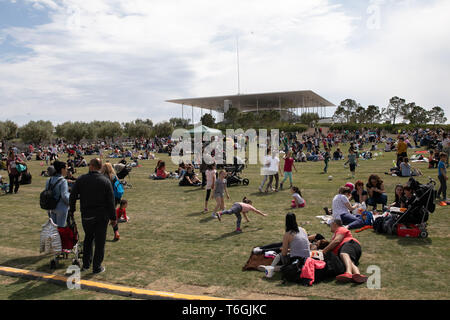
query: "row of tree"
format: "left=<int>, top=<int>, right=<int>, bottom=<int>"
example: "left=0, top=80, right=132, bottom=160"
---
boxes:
left=0, top=119, right=185, bottom=144
left=333, top=97, right=447, bottom=125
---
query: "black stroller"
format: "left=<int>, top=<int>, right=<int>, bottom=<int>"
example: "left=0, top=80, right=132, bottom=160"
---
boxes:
left=217, top=156, right=249, bottom=187
left=115, top=162, right=133, bottom=188
left=392, top=177, right=436, bottom=238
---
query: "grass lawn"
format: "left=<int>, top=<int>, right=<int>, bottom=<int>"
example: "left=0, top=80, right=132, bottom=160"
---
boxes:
left=0, top=144, right=448, bottom=300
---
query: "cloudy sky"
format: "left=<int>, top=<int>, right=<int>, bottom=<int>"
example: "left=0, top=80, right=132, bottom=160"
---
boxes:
left=0, top=0, right=449, bottom=125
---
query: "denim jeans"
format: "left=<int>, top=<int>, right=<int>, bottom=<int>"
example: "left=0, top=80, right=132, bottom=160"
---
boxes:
left=367, top=193, right=388, bottom=210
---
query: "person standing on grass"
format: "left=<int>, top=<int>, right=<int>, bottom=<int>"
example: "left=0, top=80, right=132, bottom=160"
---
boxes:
left=216, top=197, right=267, bottom=233
left=396, top=136, right=408, bottom=168
left=443, top=133, right=450, bottom=168
left=204, top=163, right=216, bottom=212
left=437, top=153, right=448, bottom=201
left=69, top=158, right=117, bottom=274
left=345, top=148, right=358, bottom=178
left=259, top=148, right=272, bottom=193
left=46, top=161, right=70, bottom=227
left=6, top=149, right=22, bottom=195
left=323, top=147, right=331, bottom=174
left=280, top=150, right=297, bottom=190
left=101, top=162, right=122, bottom=241
left=212, top=170, right=230, bottom=216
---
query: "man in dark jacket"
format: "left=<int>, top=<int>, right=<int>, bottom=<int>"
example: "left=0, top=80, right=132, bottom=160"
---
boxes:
left=69, top=158, right=117, bottom=274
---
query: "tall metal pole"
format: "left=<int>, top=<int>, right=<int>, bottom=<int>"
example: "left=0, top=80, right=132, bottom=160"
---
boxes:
left=236, top=35, right=241, bottom=96
left=192, top=105, right=194, bottom=125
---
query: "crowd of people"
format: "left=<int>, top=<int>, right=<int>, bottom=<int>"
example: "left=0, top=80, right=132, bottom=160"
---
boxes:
left=0, top=126, right=448, bottom=284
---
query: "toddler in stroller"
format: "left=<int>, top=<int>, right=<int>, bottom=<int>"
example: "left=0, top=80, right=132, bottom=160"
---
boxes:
left=114, top=162, right=133, bottom=188
left=390, top=178, right=435, bottom=238
left=0, top=175, right=9, bottom=194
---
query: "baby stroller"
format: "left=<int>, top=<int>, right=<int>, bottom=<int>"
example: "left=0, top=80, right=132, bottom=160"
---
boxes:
left=115, top=162, right=133, bottom=188
left=44, top=213, right=83, bottom=269
left=392, top=177, right=436, bottom=239
left=221, top=157, right=249, bottom=187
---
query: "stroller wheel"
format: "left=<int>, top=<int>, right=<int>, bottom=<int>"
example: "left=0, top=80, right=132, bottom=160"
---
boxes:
left=243, top=179, right=249, bottom=186
left=419, top=231, right=428, bottom=239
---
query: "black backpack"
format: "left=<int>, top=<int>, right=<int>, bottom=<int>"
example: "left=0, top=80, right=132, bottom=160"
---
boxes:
left=40, top=177, right=63, bottom=210
left=281, top=257, right=306, bottom=284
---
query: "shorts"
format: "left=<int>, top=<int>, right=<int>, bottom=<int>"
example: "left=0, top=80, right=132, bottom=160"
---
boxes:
left=338, top=240, right=361, bottom=266
left=349, top=163, right=356, bottom=172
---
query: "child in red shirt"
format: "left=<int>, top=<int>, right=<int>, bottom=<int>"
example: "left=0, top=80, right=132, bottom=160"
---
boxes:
left=116, top=199, right=129, bottom=222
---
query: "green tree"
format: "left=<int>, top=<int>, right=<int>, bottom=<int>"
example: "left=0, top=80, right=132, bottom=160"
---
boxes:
left=399, top=102, right=416, bottom=123
left=18, top=120, right=54, bottom=144
left=169, top=118, right=189, bottom=129
left=384, top=96, right=406, bottom=125
left=153, top=121, right=174, bottom=137
left=354, top=106, right=366, bottom=124
left=200, top=113, right=216, bottom=127
left=332, top=106, right=348, bottom=124
left=405, top=105, right=430, bottom=124
left=97, top=122, right=123, bottom=141
left=224, top=108, right=240, bottom=128
left=0, top=120, right=18, bottom=141
left=126, top=120, right=153, bottom=138
left=428, top=106, right=447, bottom=125
left=365, top=105, right=381, bottom=124
left=299, top=113, right=320, bottom=125
left=339, top=99, right=360, bottom=123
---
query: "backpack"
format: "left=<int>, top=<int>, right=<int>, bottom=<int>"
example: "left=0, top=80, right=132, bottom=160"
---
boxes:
left=359, top=211, right=374, bottom=226
left=281, top=257, right=306, bottom=284
left=113, top=177, right=124, bottom=200
left=40, top=177, right=64, bottom=210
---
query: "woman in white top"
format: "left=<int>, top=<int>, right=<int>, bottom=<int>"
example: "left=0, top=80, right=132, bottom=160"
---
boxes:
left=204, top=164, right=216, bottom=212
left=331, top=186, right=363, bottom=229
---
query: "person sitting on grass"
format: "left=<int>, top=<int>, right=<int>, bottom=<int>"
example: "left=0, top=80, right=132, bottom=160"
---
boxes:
left=291, top=186, right=306, bottom=208
left=116, top=199, right=129, bottom=223
left=351, top=180, right=368, bottom=205
left=391, top=184, right=406, bottom=208
left=178, top=165, right=201, bottom=186
left=156, top=161, right=170, bottom=179
left=400, top=157, right=412, bottom=177
left=322, top=219, right=368, bottom=284
left=331, top=186, right=363, bottom=230
left=333, top=148, right=343, bottom=160
left=216, top=197, right=267, bottom=233
left=366, top=174, right=388, bottom=211
left=280, top=213, right=314, bottom=265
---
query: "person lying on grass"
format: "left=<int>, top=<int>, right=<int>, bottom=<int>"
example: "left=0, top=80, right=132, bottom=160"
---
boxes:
left=322, top=219, right=368, bottom=284
left=216, top=197, right=267, bottom=233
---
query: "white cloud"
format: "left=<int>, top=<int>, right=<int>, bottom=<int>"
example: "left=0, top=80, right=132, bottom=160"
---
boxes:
left=0, top=0, right=449, bottom=125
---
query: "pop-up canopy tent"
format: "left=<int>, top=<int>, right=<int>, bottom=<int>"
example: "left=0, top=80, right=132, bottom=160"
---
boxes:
left=188, top=125, right=222, bottom=135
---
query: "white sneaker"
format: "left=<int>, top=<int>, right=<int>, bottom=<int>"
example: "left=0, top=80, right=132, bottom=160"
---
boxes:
left=253, top=247, right=263, bottom=254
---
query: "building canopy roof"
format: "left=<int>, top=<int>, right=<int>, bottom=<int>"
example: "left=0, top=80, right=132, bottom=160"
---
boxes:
left=167, top=90, right=335, bottom=113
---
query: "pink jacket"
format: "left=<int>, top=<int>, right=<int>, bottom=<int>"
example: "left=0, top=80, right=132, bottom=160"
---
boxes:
left=300, top=257, right=326, bottom=286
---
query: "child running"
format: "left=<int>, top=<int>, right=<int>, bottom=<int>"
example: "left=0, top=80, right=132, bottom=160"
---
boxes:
left=291, top=186, right=306, bottom=208
left=216, top=197, right=267, bottom=233
left=212, top=170, right=230, bottom=215
left=204, top=164, right=216, bottom=212
left=345, top=148, right=358, bottom=178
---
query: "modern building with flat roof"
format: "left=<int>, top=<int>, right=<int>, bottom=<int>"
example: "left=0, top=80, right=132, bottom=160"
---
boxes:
left=167, top=90, right=335, bottom=123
